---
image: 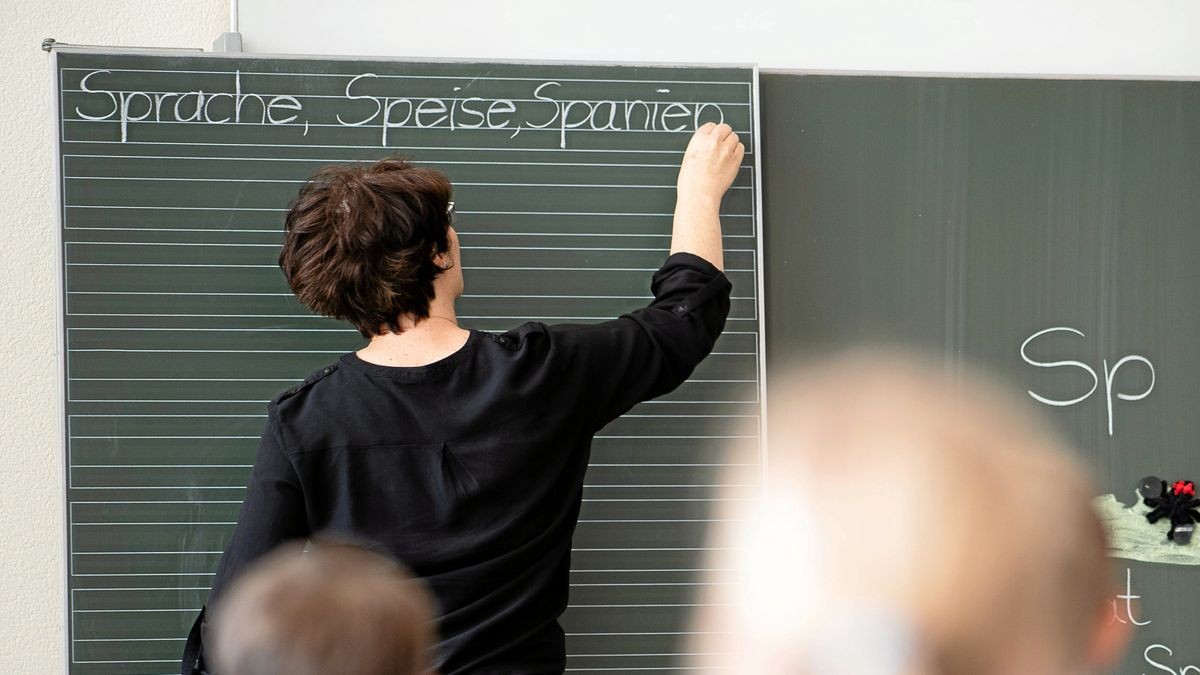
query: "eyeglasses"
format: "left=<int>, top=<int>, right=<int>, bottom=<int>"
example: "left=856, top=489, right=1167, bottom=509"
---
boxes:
left=446, top=201, right=456, bottom=224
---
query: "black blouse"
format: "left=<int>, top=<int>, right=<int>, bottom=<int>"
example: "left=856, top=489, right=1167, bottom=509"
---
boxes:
left=195, top=252, right=732, bottom=674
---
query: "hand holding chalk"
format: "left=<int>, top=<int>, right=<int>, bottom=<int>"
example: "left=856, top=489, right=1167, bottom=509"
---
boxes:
left=677, top=123, right=745, bottom=207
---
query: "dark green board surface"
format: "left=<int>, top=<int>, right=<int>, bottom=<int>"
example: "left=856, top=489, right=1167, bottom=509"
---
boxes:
left=762, top=73, right=1200, bottom=674
left=56, top=51, right=762, bottom=673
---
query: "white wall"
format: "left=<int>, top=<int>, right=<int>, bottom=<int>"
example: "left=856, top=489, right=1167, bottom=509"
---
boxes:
left=0, top=3, right=227, bottom=672
left=241, top=0, right=1200, bottom=78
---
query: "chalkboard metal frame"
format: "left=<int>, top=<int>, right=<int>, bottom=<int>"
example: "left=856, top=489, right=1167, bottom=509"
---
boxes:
left=50, top=47, right=70, bottom=675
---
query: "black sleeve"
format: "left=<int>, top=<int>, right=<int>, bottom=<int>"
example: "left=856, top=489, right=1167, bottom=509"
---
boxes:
left=549, top=252, right=732, bottom=431
left=184, top=409, right=309, bottom=672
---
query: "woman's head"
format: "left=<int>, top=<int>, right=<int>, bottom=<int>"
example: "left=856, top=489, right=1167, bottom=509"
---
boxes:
left=279, top=158, right=461, bottom=337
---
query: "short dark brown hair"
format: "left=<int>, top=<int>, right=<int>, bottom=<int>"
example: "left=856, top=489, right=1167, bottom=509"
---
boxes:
left=279, top=158, right=453, bottom=337
left=211, top=541, right=436, bottom=675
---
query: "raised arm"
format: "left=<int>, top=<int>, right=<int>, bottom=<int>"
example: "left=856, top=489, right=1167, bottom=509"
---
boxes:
left=539, top=126, right=741, bottom=430
left=670, top=123, right=745, bottom=271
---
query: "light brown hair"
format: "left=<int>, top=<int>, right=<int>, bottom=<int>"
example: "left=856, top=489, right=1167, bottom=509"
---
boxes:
left=211, top=542, right=436, bottom=675
left=693, top=351, right=1116, bottom=674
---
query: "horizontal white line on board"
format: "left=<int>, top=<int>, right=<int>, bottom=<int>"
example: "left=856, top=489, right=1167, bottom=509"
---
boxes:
left=66, top=292, right=739, bottom=299
left=578, top=578, right=724, bottom=583
left=71, top=519, right=736, bottom=526
left=565, top=631, right=717, bottom=637
left=573, top=564, right=729, bottom=569
left=590, top=464, right=754, bottom=467
left=69, top=469, right=743, bottom=489
left=65, top=245, right=754, bottom=256
left=60, top=139, right=758, bottom=159
left=74, top=637, right=185, bottom=642
left=72, top=551, right=225, bottom=555
left=67, top=377, right=755, bottom=382
left=585, top=602, right=722, bottom=608
left=66, top=567, right=731, bottom=576
left=73, top=581, right=725, bottom=594
left=73, top=522, right=734, bottom=530
left=64, top=153, right=755, bottom=171
left=71, top=572, right=215, bottom=577
left=66, top=176, right=752, bottom=191
left=70, top=410, right=749, bottom=418
left=68, top=487, right=739, bottom=504
left=64, top=227, right=757, bottom=237
left=65, top=410, right=748, bottom=415
left=66, top=242, right=755, bottom=253
left=65, top=264, right=756, bottom=274
left=71, top=349, right=340, bottom=353
left=68, top=659, right=178, bottom=664
left=65, top=118, right=754, bottom=138
left=69, top=640, right=724, bottom=662
left=63, top=315, right=759, bottom=327
left=59, top=66, right=753, bottom=86
left=72, top=587, right=207, bottom=593
left=73, top=601, right=716, bottom=613
left=65, top=645, right=728, bottom=656
left=64, top=205, right=754, bottom=217
left=64, top=309, right=761, bottom=317
left=566, top=652, right=727, bottom=658
left=70, top=500, right=242, bottom=504
left=69, top=491, right=747, bottom=503
left=70, top=434, right=754, bottom=439
left=57, top=88, right=748, bottom=105
left=566, top=662, right=724, bottom=667
left=69, top=326, right=345, bottom=331
left=64, top=400, right=754, bottom=405
left=65, top=561, right=724, bottom=573
left=72, top=546, right=731, bottom=556
left=63, top=312, right=748, bottom=317
left=74, top=521, right=237, bottom=526
left=65, top=138, right=755, bottom=156
left=63, top=333, right=748, bottom=343
left=69, top=377, right=295, bottom=381
left=67, top=484, right=743, bottom=494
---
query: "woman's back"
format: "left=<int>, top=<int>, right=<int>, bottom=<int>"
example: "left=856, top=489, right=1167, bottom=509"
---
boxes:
left=210, top=256, right=730, bottom=674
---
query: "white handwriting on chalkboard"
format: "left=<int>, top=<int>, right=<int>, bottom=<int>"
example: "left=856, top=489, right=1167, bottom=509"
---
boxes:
left=335, top=76, right=725, bottom=148
left=1144, top=645, right=1200, bottom=675
left=72, top=70, right=730, bottom=149
left=1110, top=568, right=1151, bottom=626
left=76, top=70, right=304, bottom=143
left=1109, top=570, right=1200, bottom=675
left=1019, top=326, right=1155, bottom=436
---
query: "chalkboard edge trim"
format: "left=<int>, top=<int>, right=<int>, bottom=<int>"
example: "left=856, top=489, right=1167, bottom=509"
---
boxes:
left=49, top=43, right=759, bottom=76
left=758, top=65, right=1200, bottom=82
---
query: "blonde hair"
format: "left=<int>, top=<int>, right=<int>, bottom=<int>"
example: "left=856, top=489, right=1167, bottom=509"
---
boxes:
left=693, top=351, right=1112, bottom=675
left=211, top=541, right=436, bottom=675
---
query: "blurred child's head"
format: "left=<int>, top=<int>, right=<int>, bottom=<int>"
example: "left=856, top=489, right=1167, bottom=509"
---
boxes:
left=211, top=541, right=436, bottom=675
left=693, top=351, right=1127, bottom=675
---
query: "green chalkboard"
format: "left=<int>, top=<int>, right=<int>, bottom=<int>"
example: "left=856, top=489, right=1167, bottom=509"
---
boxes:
left=54, top=50, right=762, bottom=674
left=762, top=73, right=1200, bottom=674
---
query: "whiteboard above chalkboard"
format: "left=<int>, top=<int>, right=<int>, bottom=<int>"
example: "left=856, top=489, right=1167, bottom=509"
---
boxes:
left=237, top=0, right=1200, bottom=78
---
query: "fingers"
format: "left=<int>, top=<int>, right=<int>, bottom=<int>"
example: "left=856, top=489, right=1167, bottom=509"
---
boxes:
left=694, top=122, right=734, bottom=141
left=721, top=128, right=741, bottom=152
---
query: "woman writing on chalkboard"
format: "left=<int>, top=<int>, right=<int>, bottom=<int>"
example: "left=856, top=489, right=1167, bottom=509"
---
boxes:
left=182, top=123, right=743, bottom=675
